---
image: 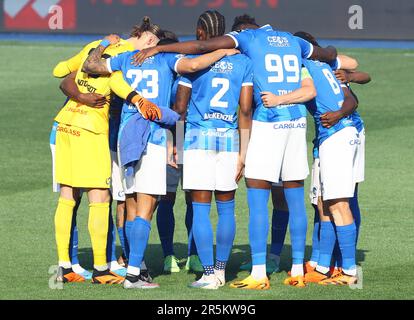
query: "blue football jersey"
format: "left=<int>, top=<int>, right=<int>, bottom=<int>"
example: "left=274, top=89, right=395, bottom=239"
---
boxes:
left=226, top=25, right=313, bottom=122
left=179, top=54, right=253, bottom=152
left=351, top=110, right=364, bottom=133
left=303, top=59, right=354, bottom=145
left=328, top=58, right=365, bottom=133
left=107, top=51, right=183, bottom=146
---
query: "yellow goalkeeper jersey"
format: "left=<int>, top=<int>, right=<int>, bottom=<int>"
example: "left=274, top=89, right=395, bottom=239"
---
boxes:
left=54, top=39, right=134, bottom=134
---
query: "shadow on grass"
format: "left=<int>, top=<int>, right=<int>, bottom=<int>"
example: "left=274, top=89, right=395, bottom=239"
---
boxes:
left=76, top=243, right=368, bottom=281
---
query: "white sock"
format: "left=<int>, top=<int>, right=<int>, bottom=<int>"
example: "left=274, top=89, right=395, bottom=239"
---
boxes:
left=72, top=264, right=85, bottom=274
left=94, top=265, right=108, bottom=272
left=140, top=261, right=147, bottom=271
left=309, top=260, right=318, bottom=268
left=127, top=266, right=140, bottom=276
left=316, top=265, right=329, bottom=274
left=291, top=264, right=304, bottom=277
left=268, top=254, right=280, bottom=265
left=251, top=264, right=266, bottom=280
left=58, top=261, right=71, bottom=269
left=343, top=268, right=357, bottom=276
left=109, top=261, right=124, bottom=271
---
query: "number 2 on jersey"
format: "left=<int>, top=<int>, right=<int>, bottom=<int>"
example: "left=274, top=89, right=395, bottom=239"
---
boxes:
left=126, top=69, right=159, bottom=99
left=210, top=78, right=229, bottom=108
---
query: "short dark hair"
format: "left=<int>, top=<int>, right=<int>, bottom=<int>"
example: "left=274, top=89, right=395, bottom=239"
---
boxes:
left=130, top=16, right=164, bottom=39
left=197, top=10, right=226, bottom=38
left=232, top=14, right=259, bottom=31
left=159, top=30, right=179, bottom=45
left=294, top=31, right=320, bottom=47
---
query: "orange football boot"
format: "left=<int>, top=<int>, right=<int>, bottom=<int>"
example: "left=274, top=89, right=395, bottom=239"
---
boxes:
left=91, top=269, right=125, bottom=284
left=283, top=275, right=306, bottom=287
left=304, top=270, right=330, bottom=283
left=56, top=267, right=85, bottom=283
left=319, top=271, right=357, bottom=286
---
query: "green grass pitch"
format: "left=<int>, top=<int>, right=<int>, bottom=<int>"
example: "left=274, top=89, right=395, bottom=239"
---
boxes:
left=0, top=42, right=413, bottom=300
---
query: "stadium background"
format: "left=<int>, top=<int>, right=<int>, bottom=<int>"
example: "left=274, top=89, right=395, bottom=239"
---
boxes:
left=0, top=0, right=413, bottom=300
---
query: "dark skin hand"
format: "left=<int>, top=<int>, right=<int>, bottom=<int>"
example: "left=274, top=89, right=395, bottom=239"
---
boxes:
left=321, top=86, right=358, bottom=128
left=334, top=69, right=371, bottom=85
left=236, top=85, right=253, bottom=183
left=60, top=72, right=107, bottom=108
left=132, top=35, right=337, bottom=66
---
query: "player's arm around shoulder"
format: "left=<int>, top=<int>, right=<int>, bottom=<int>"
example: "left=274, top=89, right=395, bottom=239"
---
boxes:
left=176, top=49, right=240, bottom=74
left=82, top=34, right=120, bottom=75
left=52, top=40, right=99, bottom=78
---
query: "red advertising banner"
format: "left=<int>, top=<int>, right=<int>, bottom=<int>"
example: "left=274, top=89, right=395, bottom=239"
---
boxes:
left=1, top=0, right=413, bottom=40
left=4, top=0, right=76, bottom=30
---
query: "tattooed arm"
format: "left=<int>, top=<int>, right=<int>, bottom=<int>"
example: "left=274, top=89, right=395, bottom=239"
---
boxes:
left=82, top=34, right=120, bottom=75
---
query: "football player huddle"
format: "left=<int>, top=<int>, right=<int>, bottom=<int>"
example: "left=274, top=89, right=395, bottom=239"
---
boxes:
left=50, top=11, right=370, bottom=290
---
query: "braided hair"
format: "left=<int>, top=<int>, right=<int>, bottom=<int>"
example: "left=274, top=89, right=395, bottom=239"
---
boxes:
left=197, top=10, right=226, bottom=38
left=130, top=16, right=164, bottom=39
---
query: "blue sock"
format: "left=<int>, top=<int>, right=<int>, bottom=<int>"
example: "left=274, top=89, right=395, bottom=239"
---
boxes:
left=247, top=188, right=270, bottom=265
left=310, top=206, right=321, bottom=263
left=349, top=186, right=361, bottom=243
left=106, top=212, right=117, bottom=263
left=270, top=209, right=289, bottom=256
left=284, top=187, right=307, bottom=265
left=192, top=202, right=214, bottom=268
left=333, top=240, right=343, bottom=268
left=117, top=226, right=127, bottom=258
left=156, top=200, right=175, bottom=257
left=70, top=226, right=80, bottom=265
left=185, top=203, right=198, bottom=256
left=69, top=198, right=81, bottom=265
left=128, top=217, right=151, bottom=269
left=124, top=220, right=134, bottom=259
left=336, top=223, right=357, bottom=273
left=216, top=199, right=236, bottom=263
left=318, top=221, right=337, bottom=269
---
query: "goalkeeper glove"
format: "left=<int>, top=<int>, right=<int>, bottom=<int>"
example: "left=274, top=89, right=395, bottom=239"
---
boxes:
left=131, top=95, right=162, bottom=121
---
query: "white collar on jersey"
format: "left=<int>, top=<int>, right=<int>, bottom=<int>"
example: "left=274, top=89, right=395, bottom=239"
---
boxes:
left=260, top=24, right=273, bottom=31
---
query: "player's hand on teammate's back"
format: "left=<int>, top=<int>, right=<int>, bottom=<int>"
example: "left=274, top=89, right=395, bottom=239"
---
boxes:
left=320, top=111, right=343, bottom=128
left=167, top=145, right=179, bottom=169
left=78, top=93, right=107, bottom=108
left=235, top=156, right=245, bottom=183
left=104, top=34, right=121, bottom=46
left=261, top=91, right=280, bottom=107
left=136, top=97, right=162, bottom=121
left=222, top=48, right=240, bottom=56
left=132, top=47, right=159, bottom=66
left=334, top=70, right=350, bottom=84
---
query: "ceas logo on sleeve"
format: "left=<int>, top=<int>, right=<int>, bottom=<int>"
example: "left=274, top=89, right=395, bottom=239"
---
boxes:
left=4, top=0, right=76, bottom=30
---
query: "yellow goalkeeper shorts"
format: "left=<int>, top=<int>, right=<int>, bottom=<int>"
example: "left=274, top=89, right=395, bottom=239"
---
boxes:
left=55, top=123, right=111, bottom=189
